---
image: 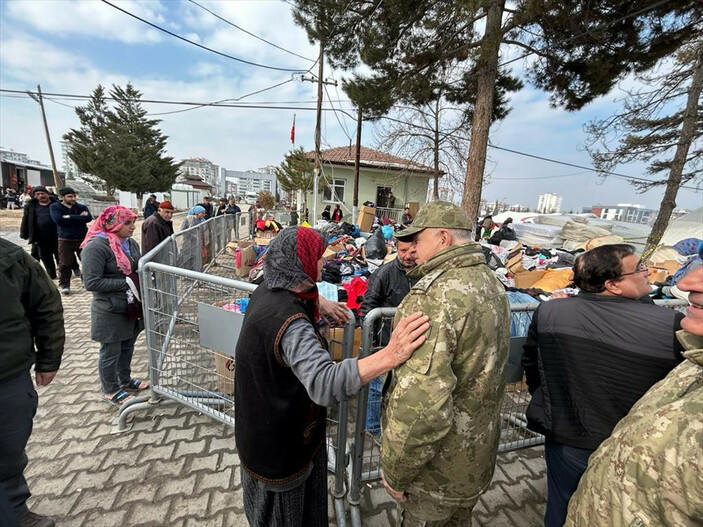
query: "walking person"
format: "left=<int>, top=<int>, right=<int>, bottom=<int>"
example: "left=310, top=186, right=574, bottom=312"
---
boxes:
left=50, top=187, right=92, bottom=295
left=235, top=227, right=429, bottom=527
left=81, top=206, right=148, bottom=407
left=20, top=186, right=60, bottom=279
left=0, top=238, right=65, bottom=527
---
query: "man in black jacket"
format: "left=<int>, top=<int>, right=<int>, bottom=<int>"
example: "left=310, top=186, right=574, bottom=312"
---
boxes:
left=199, top=196, right=214, bottom=219
left=19, top=186, right=59, bottom=279
left=141, top=200, right=175, bottom=256
left=0, top=238, right=65, bottom=527
left=49, top=187, right=92, bottom=295
left=360, top=238, right=418, bottom=438
left=522, top=243, right=684, bottom=527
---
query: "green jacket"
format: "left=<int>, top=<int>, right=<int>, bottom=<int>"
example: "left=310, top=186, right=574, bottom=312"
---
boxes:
left=381, top=242, right=510, bottom=506
left=566, top=331, right=703, bottom=527
left=0, top=238, right=65, bottom=381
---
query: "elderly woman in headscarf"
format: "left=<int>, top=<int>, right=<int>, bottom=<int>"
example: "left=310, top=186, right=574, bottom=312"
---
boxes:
left=234, top=227, right=429, bottom=526
left=81, top=205, right=147, bottom=407
left=180, top=205, right=207, bottom=230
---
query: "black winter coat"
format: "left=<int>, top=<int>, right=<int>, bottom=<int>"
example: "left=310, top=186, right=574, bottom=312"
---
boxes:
left=360, top=257, right=416, bottom=345
left=522, top=292, right=684, bottom=450
left=141, top=212, right=174, bottom=256
left=0, top=238, right=65, bottom=381
left=20, top=196, right=58, bottom=244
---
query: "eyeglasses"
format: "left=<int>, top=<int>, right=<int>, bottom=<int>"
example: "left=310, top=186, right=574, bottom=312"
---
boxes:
left=616, top=260, right=648, bottom=278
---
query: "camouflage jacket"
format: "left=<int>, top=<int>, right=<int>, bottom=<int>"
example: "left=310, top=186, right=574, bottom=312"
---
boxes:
left=381, top=243, right=510, bottom=506
left=566, top=331, right=703, bottom=527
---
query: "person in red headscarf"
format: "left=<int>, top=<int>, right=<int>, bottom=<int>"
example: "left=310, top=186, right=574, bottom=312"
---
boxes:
left=234, top=226, right=430, bottom=526
left=81, top=206, right=148, bottom=407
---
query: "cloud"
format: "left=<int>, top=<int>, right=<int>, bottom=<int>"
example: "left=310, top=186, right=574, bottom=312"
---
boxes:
left=5, top=0, right=163, bottom=44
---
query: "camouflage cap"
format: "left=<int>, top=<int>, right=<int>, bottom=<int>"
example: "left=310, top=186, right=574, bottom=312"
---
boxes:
left=395, top=201, right=472, bottom=240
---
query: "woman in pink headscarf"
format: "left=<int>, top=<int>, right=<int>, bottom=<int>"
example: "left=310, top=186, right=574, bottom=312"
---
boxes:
left=81, top=206, right=148, bottom=406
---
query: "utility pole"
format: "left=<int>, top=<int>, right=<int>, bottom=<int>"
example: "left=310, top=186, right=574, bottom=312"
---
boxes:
left=27, top=85, right=61, bottom=189
left=352, top=107, right=362, bottom=221
left=301, top=43, right=337, bottom=222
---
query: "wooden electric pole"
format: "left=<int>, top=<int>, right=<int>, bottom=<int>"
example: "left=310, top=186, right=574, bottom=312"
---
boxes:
left=27, top=85, right=61, bottom=189
left=302, top=43, right=337, bottom=223
left=352, top=107, right=362, bottom=221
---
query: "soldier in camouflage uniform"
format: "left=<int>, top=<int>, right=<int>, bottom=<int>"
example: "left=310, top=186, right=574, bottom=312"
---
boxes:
left=380, top=201, right=511, bottom=526
left=566, top=266, right=703, bottom=527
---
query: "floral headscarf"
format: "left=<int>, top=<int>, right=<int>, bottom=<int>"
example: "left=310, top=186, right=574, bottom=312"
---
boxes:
left=81, top=205, right=137, bottom=275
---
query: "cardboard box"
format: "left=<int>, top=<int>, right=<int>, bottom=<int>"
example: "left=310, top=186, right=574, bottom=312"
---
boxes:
left=328, top=327, right=362, bottom=361
left=236, top=245, right=257, bottom=277
left=514, top=270, right=547, bottom=289
left=647, top=259, right=679, bottom=276
left=406, top=202, right=419, bottom=219
left=383, top=252, right=398, bottom=264
left=323, top=242, right=346, bottom=260
left=507, top=249, right=526, bottom=275
left=357, top=205, right=376, bottom=232
left=214, top=351, right=235, bottom=395
left=648, top=268, right=669, bottom=284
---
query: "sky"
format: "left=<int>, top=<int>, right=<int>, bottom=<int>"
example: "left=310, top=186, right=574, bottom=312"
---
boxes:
left=0, top=0, right=700, bottom=212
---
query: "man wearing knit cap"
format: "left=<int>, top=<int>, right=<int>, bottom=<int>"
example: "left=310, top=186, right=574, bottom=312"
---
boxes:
left=141, top=200, right=175, bottom=255
left=380, top=201, right=511, bottom=526
left=20, top=186, right=60, bottom=279
left=49, top=187, right=92, bottom=295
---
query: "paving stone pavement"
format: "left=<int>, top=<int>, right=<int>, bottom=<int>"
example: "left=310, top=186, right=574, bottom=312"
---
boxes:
left=10, top=227, right=547, bottom=527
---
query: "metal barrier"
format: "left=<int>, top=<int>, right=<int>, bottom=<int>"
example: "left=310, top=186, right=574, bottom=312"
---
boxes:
left=345, top=298, right=688, bottom=525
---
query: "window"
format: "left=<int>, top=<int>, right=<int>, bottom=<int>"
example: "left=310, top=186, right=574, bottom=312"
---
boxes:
left=323, top=179, right=345, bottom=202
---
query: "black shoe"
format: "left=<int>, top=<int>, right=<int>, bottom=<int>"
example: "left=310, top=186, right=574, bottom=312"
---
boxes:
left=21, top=510, right=56, bottom=527
left=59, top=286, right=70, bottom=295
left=72, top=269, right=81, bottom=278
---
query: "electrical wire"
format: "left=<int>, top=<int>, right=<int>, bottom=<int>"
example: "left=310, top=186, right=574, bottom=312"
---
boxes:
left=4, top=87, right=698, bottom=192
left=149, top=78, right=296, bottom=116
left=188, top=0, right=315, bottom=62
left=100, top=0, right=307, bottom=72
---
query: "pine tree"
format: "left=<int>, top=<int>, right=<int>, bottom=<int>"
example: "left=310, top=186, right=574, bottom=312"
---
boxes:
left=292, top=0, right=701, bottom=219
left=64, top=83, right=181, bottom=207
left=585, top=40, right=703, bottom=256
left=275, top=147, right=314, bottom=211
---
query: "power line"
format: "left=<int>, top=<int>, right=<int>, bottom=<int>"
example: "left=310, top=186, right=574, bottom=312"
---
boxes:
left=489, top=144, right=700, bottom=191
left=188, top=0, right=315, bottom=62
left=100, top=0, right=307, bottom=73
left=148, top=78, right=296, bottom=116
left=323, top=83, right=353, bottom=142
left=3, top=87, right=697, bottom=192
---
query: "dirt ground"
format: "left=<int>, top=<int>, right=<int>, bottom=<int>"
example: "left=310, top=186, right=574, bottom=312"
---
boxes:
left=0, top=209, right=23, bottom=231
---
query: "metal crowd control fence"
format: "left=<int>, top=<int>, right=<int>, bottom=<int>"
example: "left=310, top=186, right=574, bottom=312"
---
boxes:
left=345, top=298, right=688, bottom=525
left=127, top=212, right=356, bottom=526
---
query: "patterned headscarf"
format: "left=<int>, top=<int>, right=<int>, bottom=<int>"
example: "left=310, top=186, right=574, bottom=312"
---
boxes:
left=264, top=227, right=325, bottom=319
left=81, top=205, right=137, bottom=275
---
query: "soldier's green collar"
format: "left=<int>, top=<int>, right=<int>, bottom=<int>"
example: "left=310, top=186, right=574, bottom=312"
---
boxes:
left=676, top=330, right=703, bottom=367
left=407, top=242, right=484, bottom=280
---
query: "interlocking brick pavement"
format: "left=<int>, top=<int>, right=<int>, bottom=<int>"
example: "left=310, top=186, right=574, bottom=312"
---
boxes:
left=4, top=226, right=548, bottom=526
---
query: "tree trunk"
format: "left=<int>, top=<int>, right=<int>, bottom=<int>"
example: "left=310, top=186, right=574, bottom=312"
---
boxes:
left=461, top=0, right=505, bottom=222
left=643, top=42, right=703, bottom=259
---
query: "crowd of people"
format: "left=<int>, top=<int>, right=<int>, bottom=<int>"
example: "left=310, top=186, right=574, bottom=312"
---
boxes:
left=1, top=193, right=701, bottom=527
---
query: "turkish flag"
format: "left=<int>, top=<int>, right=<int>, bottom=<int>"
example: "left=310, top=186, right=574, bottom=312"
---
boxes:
left=290, top=114, right=296, bottom=144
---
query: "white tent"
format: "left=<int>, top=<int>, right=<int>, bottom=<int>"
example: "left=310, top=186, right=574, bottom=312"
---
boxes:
left=659, top=208, right=703, bottom=246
